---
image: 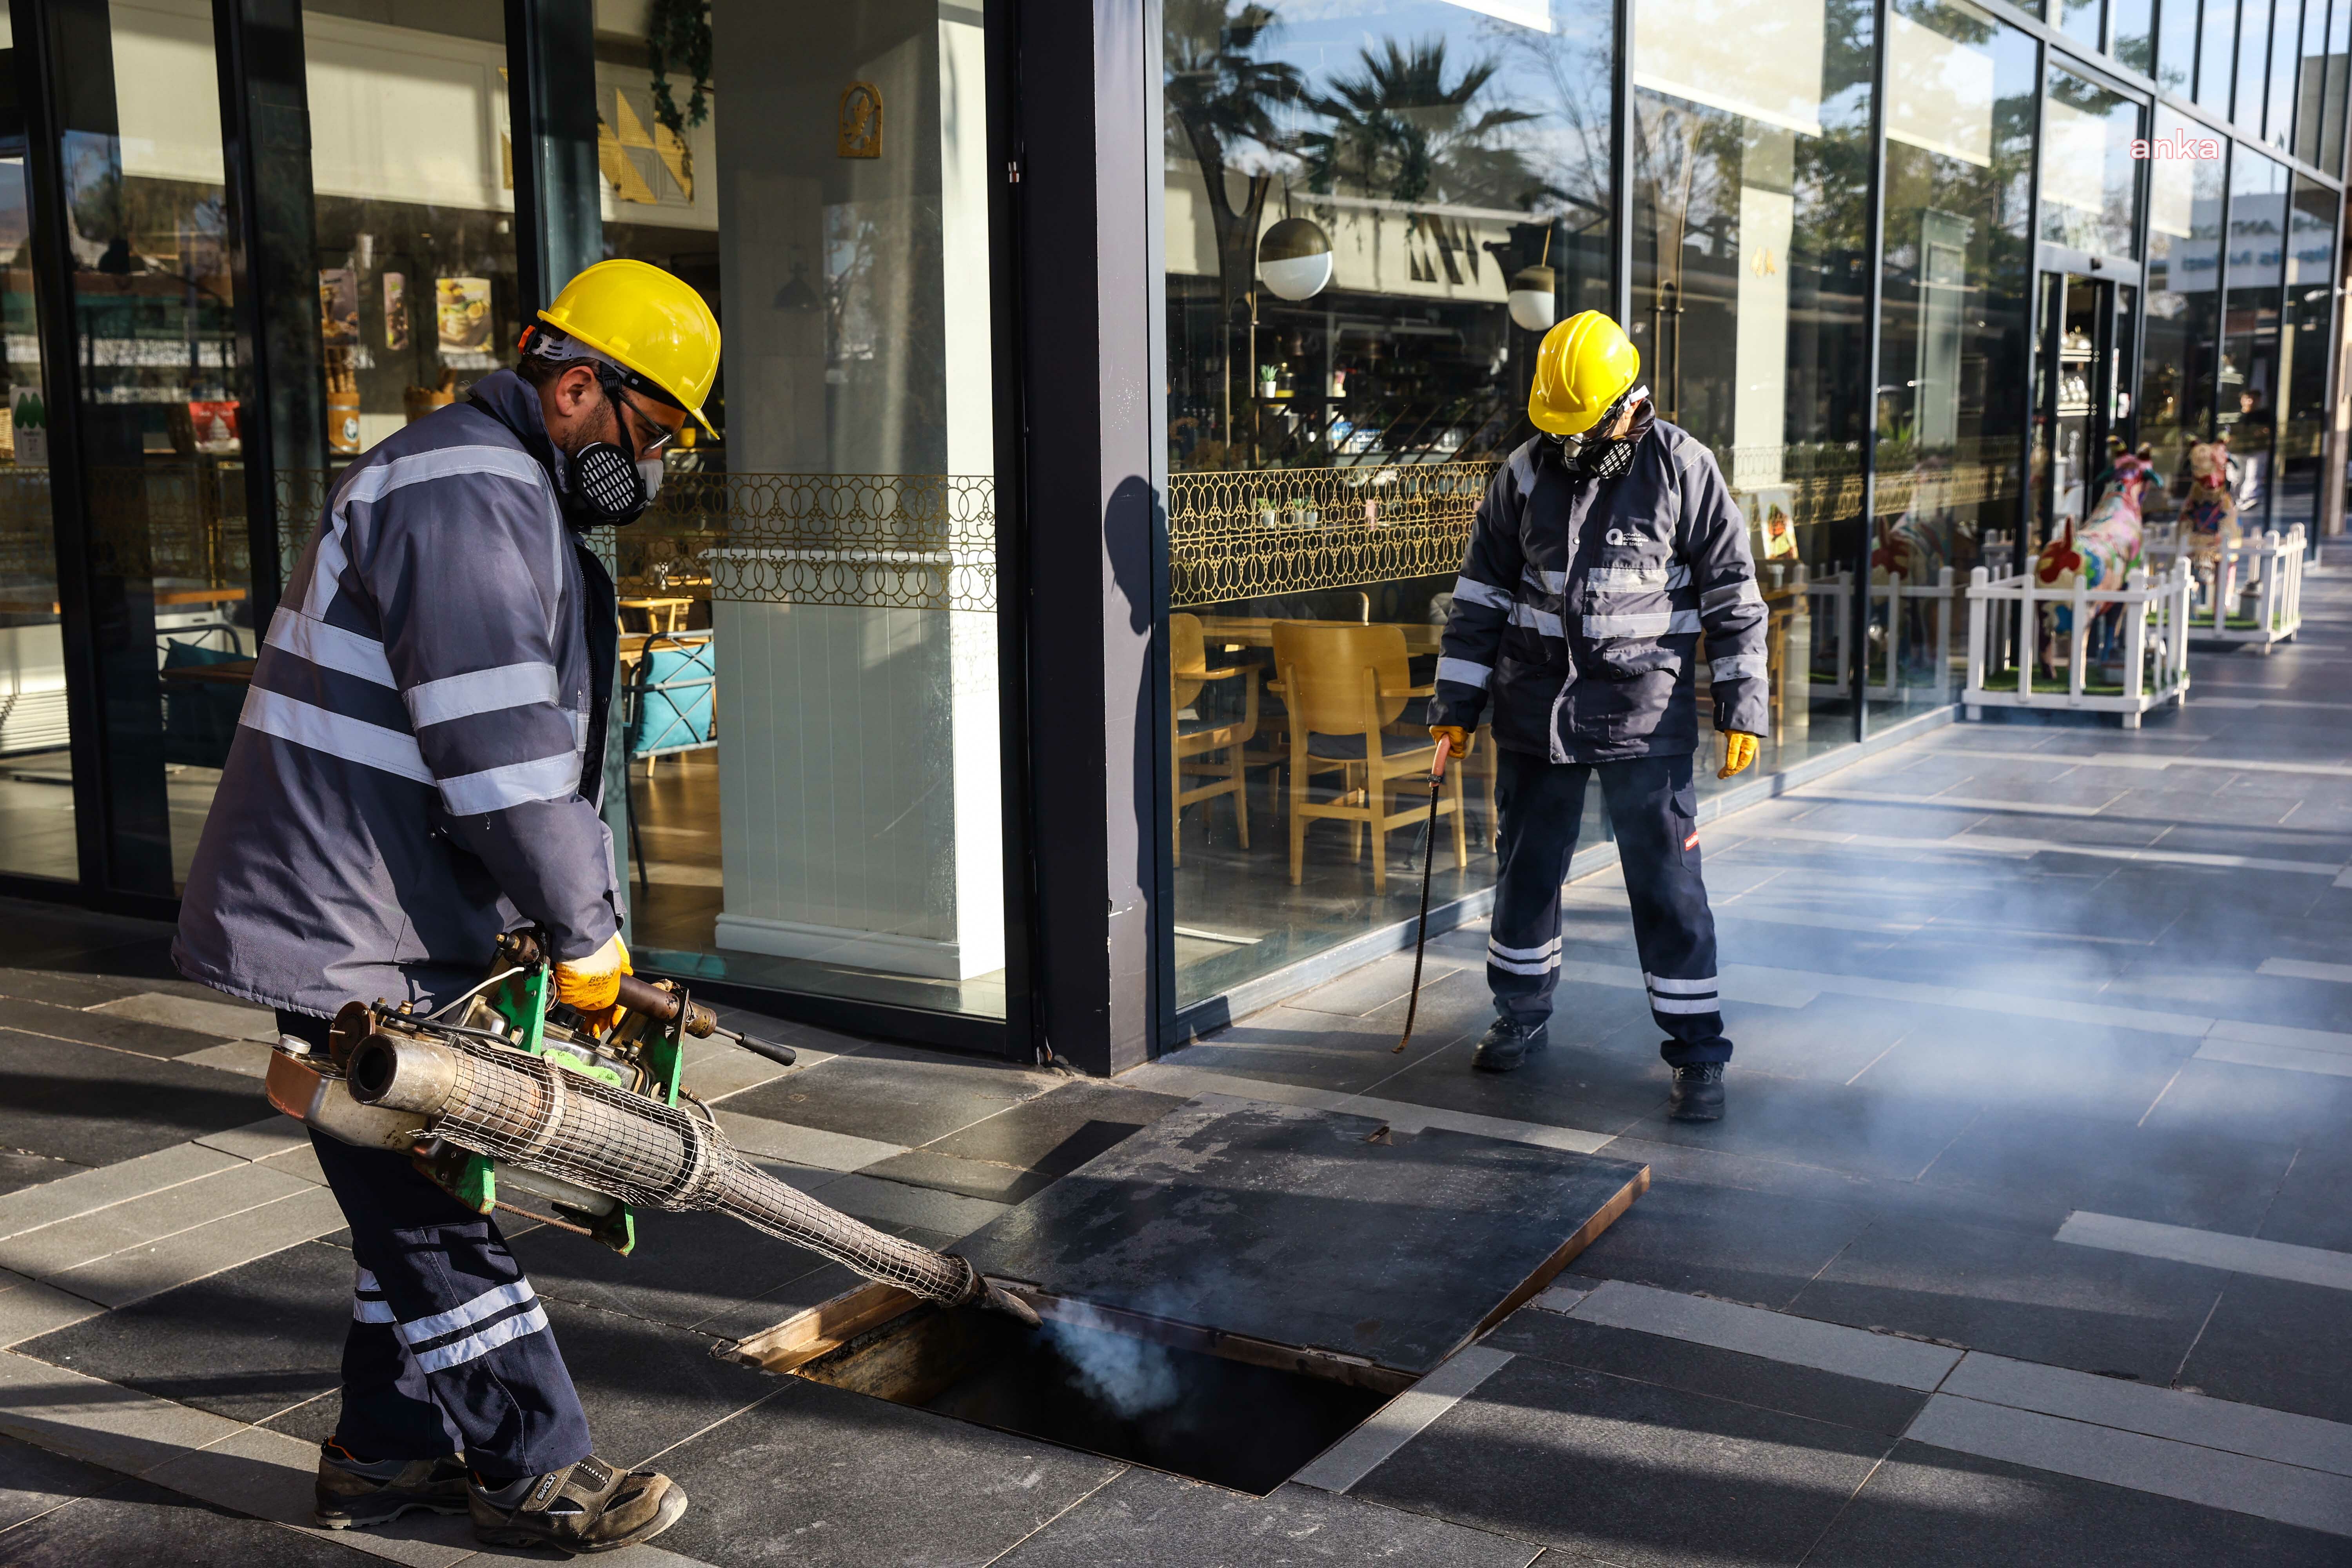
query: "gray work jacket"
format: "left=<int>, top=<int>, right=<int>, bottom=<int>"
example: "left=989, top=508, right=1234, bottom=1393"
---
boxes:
left=1428, top=422, right=1771, bottom=763
left=174, top=372, right=622, bottom=1016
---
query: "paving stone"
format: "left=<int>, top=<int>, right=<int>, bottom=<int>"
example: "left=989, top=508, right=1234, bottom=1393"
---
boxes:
left=1786, top=1214, right=2231, bottom=1385
left=0, top=1031, right=272, bottom=1167
left=2176, top=1274, right=2352, bottom=1426
left=86, top=992, right=280, bottom=1043
left=0, top=1469, right=382, bottom=1566
left=2257, top=1145, right=2352, bottom=1254
left=17, top=1241, right=353, bottom=1426
left=512, top=1205, right=849, bottom=1334
left=1481, top=1309, right=1928, bottom=1436
left=0, top=969, right=144, bottom=1009
left=0, top=1142, right=241, bottom=1243
left=1805, top=1440, right=2350, bottom=1565
left=996, top=1471, right=1538, bottom=1566
left=0, top=1152, right=73, bottom=1200
left=652, top=1376, right=1125, bottom=1568
left=1617, top=1071, right=1986, bottom=1185
left=0, top=1160, right=316, bottom=1280
left=0, top=1430, right=118, bottom=1533
left=44, top=1185, right=347, bottom=1309
left=1352, top=1352, right=1889, bottom=1567
left=719, top=1045, right=1060, bottom=1147
left=0, top=995, right=233, bottom=1060
left=1915, top=1109, right=2302, bottom=1235
left=857, top=1081, right=1192, bottom=1202
left=511, top=1296, right=780, bottom=1471
left=1568, top=1172, right=1879, bottom=1310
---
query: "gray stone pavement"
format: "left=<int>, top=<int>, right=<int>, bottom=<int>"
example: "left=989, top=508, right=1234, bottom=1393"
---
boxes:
left=4, top=573, right=2352, bottom=1563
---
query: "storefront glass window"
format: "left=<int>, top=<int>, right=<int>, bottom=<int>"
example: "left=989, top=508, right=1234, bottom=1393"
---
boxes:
left=2268, top=0, right=2302, bottom=149
left=1873, top=0, right=2037, bottom=719
left=2154, top=0, right=2198, bottom=95
left=598, top=0, right=1008, bottom=1018
left=2040, top=67, right=2142, bottom=261
left=2199, top=0, right=2239, bottom=114
left=299, top=2, right=519, bottom=563
left=0, top=20, right=73, bottom=881
left=2271, top=174, right=2334, bottom=535
left=1160, top=0, right=1613, bottom=1007
left=46, top=0, right=252, bottom=892
left=2325, top=0, right=2349, bottom=173
left=2221, top=145, right=2286, bottom=529
left=2236, top=0, right=2274, bottom=138
left=1631, top=0, right=1875, bottom=743
left=2112, top=0, right=2155, bottom=76
left=2138, top=108, right=2226, bottom=528
left=2294, top=0, right=2330, bottom=163
left=2059, top=0, right=2103, bottom=52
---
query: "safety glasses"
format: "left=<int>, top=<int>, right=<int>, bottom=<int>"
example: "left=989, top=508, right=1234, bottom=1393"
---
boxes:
left=600, top=373, right=681, bottom=459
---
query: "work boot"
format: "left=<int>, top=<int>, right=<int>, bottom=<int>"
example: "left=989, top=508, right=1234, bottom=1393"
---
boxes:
left=470, top=1455, right=687, bottom=1555
left=313, top=1441, right=469, bottom=1530
left=1471, top=1016, right=1548, bottom=1073
left=1668, top=1063, right=1726, bottom=1122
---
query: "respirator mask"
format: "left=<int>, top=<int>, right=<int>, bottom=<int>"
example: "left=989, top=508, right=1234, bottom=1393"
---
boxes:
left=561, top=364, right=671, bottom=528
left=1551, top=385, right=1652, bottom=481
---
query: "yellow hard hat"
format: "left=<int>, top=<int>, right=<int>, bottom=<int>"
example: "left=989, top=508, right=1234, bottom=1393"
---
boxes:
left=534, top=260, right=722, bottom=435
left=1529, top=310, right=1640, bottom=437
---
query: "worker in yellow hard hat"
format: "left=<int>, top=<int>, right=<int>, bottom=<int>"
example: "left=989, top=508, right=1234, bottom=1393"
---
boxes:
left=176, top=259, right=719, bottom=1554
left=1425, top=310, right=1767, bottom=1122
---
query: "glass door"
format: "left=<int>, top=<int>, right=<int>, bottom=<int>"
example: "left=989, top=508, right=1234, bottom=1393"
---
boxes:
left=2033, top=273, right=2128, bottom=552
left=0, top=30, right=74, bottom=883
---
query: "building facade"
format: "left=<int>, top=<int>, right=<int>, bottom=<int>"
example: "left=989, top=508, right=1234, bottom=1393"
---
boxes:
left=0, top=0, right=2341, bottom=1071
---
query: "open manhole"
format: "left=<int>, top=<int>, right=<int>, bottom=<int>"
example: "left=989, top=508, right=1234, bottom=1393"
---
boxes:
left=722, top=1094, right=1646, bottom=1493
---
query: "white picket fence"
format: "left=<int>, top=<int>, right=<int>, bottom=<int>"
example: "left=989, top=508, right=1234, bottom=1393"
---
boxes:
left=1806, top=567, right=1961, bottom=701
left=1961, top=560, right=2193, bottom=728
left=2193, top=525, right=2306, bottom=646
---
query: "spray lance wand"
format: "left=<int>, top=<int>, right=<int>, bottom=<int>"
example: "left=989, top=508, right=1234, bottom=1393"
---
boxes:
left=1394, top=735, right=1452, bottom=1053
left=265, top=932, right=1040, bottom=1327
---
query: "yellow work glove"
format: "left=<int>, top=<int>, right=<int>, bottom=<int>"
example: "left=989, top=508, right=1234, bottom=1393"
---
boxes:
left=1717, top=731, right=1759, bottom=779
left=1428, top=724, right=1473, bottom=760
left=554, top=931, right=631, bottom=1019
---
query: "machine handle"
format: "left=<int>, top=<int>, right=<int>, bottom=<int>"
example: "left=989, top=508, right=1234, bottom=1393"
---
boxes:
left=493, top=930, right=794, bottom=1065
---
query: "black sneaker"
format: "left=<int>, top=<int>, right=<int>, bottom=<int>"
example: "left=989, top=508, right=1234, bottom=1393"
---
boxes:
left=1669, top=1063, right=1726, bottom=1121
left=470, top=1454, right=688, bottom=1554
left=1471, top=1017, right=1549, bottom=1073
left=313, top=1442, right=469, bottom=1530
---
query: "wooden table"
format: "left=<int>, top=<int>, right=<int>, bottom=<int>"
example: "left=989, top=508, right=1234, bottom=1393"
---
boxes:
left=1195, top=616, right=1443, bottom=656
left=158, top=657, right=254, bottom=686
left=619, top=596, right=697, bottom=633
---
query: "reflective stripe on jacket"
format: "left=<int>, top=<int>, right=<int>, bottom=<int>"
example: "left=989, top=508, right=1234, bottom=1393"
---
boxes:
left=1428, top=421, right=1769, bottom=763
left=174, top=371, right=622, bottom=1016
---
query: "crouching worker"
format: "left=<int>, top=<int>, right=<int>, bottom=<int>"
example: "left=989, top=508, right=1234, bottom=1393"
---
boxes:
left=172, top=261, right=719, bottom=1550
left=1427, top=311, right=1766, bottom=1121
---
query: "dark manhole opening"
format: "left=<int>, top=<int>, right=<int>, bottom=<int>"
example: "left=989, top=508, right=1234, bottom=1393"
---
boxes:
left=763, top=1288, right=1401, bottom=1496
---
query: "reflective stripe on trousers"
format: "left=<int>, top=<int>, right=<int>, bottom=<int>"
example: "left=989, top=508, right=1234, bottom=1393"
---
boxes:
left=1483, top=748, right=1731, bottom=1067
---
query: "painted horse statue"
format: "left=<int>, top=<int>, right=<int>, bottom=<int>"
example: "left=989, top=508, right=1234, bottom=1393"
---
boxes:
left=2034, top=454, right=2149, bottom=671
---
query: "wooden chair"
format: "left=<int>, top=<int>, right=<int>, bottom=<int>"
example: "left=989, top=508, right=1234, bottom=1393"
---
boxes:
left=1271, top=622, right=1465, bottom=893
left=1171, top=612, right=1258, bottom=865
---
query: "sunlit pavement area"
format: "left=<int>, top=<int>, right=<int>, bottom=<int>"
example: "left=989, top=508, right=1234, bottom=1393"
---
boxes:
left=5, top=581, right=2352, bottom=1564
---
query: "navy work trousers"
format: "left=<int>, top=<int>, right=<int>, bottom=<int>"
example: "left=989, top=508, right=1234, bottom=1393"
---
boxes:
left=1485, top=748, right=1732, bottom=1066
left=279, top=1011, right=593, bottom=1478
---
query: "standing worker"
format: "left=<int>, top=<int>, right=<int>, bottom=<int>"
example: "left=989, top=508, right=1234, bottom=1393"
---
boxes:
left=1427, top=312, right=1766, bottom=1121
left=174, top=261, right=717, bottom=1552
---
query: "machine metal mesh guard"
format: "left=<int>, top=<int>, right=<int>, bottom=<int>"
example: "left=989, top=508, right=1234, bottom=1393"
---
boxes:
left=423, top=1035, right=983, bottom=1308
